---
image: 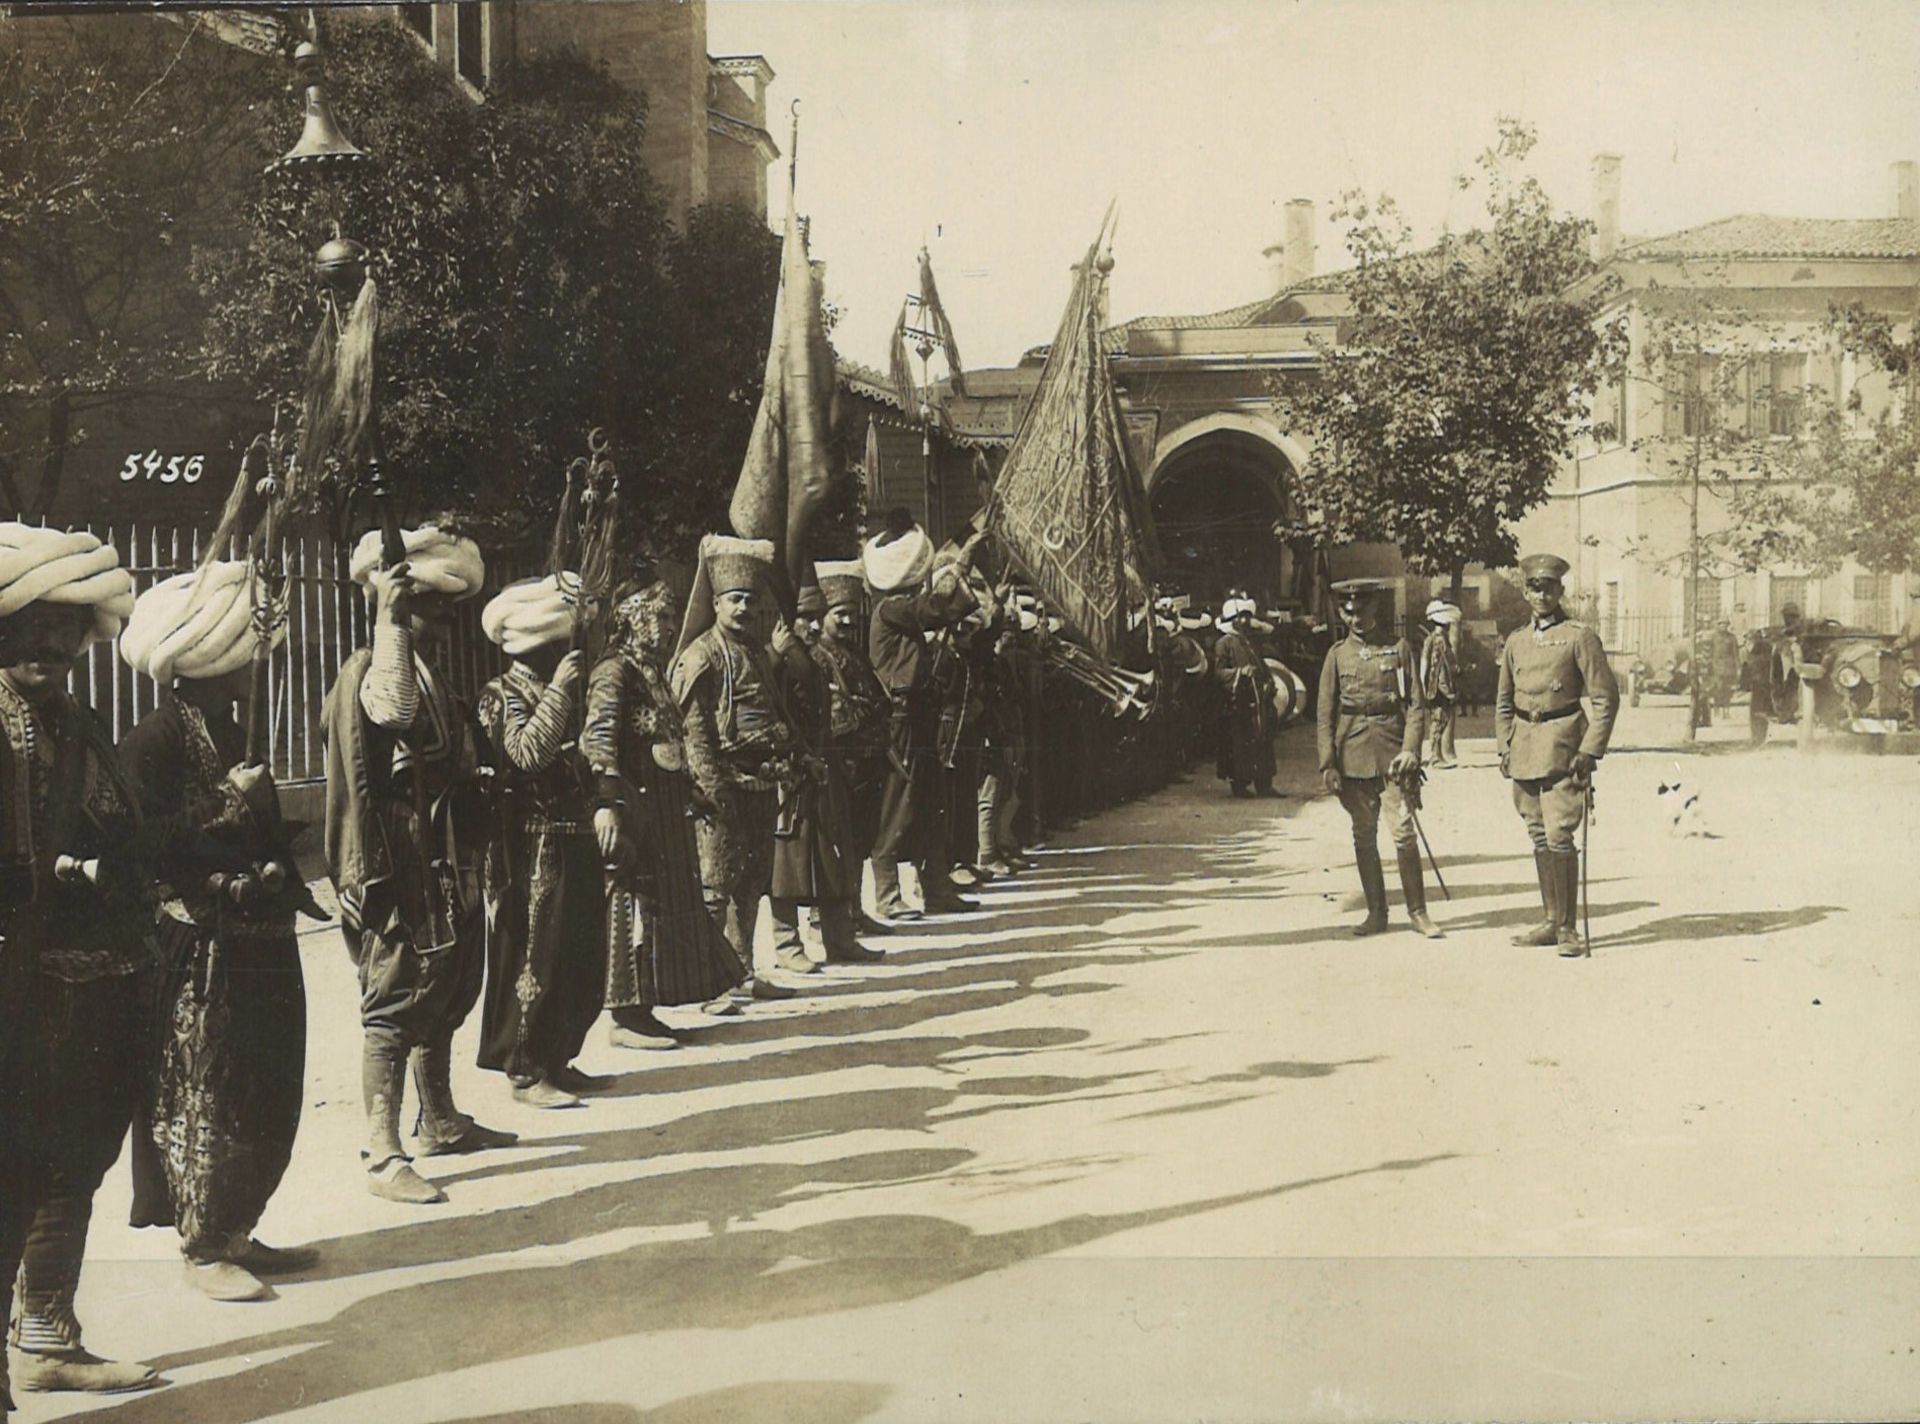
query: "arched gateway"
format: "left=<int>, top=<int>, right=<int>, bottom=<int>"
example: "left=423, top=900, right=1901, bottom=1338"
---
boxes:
left=1146, top=413, right=1310, bottom=606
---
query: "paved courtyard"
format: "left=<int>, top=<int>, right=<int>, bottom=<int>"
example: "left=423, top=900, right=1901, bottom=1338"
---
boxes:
left=33, top=704, right=1920, bottom=1423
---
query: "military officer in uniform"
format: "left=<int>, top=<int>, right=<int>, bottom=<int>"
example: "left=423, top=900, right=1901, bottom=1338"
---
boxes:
left=1496, top=553, right=1621, bottom=958
left=1316, top=579, right=1438, bottom=938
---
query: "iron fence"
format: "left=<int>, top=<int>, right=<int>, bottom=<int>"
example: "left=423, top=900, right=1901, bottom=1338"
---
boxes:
left=34, top=519, right=532, bottom=785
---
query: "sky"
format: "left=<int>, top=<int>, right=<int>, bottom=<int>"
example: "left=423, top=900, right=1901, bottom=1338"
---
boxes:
left=706, top=0, right=1920, bottom=373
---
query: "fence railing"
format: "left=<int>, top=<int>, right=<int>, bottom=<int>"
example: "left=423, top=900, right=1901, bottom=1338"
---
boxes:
left=40, top=520, right=532, bottom=785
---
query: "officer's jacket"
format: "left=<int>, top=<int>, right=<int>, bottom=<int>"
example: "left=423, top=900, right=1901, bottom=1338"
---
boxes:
left=1495, top=614, right=1620, bottom=780
left=1316, top=633, right=1425, bottom=778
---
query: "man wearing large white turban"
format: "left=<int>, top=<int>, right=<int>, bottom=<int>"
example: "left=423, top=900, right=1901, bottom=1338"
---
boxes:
left=471, top=575, right=605, bottom=1108
left=116, top=563, right=313, bottom=1302
left=0, top=522, right=159, bottom=1398
left=863, top=509, right=989, bottom=921
left=322, top=524, right=514, bottom=1207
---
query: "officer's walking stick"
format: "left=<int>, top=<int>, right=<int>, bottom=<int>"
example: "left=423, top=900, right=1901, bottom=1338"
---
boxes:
left=1398, top=764, right=1451, bottom=901
left=1578, top=774, right=1595, bottom=955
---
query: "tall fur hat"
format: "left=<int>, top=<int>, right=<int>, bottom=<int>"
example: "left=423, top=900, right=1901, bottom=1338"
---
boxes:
left=120, top=560, right=281, bottom=682
left=0, top=523, right=136, bottom=650
left=481, top=573, right=579, bottom=656
left=814, top=559, right=865, bottom=610
left=348, top=525, right=485, bottom=599
left=701, top=534, right=774, bottom=595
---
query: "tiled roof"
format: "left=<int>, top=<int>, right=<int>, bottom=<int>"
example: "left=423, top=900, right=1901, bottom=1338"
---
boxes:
left=1618, top=215, right=1920, bottom=262
left=837, top=357, right=910, bottom=413
left=1023, top=268, right=1359, bottom=362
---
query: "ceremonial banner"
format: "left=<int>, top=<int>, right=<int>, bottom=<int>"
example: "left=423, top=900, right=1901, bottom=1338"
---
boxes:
left=679, top=164, right=838, bottom=655
left=986, top=215, right=1158, bottom=664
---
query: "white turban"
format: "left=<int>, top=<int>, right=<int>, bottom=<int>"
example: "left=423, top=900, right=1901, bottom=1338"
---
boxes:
left=120, top=561, right=280, bottom=682
left=1426, top=599, right=1462, bottom=625
left=1220, top=595, right=1257, bottom=623
left=862, top=526, right=933, bottom=594
left=481, top=574, right=578, bottom=657
left=348, top=525, right=485, bottom=600
left=0, top=523, right=136, bottom=648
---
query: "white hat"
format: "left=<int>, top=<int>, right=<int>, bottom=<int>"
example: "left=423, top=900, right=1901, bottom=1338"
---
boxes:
left=1425, top=598, right=1462, bottom=624
left=349, top=525, right=485, bottom=599
left=121, top=561, right=279, bottom=682
left=481, top=574, right=579, bottom=657
left=0, top=523, right=135, bottom=648
left=862, top=525, right=933, bottom=594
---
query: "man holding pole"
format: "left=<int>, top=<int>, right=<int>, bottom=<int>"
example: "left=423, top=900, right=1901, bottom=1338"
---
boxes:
left=1497, top=554, right=1620, bottom=958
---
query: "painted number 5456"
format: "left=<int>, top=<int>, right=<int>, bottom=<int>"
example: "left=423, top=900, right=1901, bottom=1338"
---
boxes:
left=118, top=451, right=206, bottom=484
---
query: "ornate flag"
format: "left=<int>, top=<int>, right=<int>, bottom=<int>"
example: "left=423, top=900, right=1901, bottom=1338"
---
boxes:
left=678, top=146, right=839, bottom=655
left=986, top=212, right=1158, bottom=664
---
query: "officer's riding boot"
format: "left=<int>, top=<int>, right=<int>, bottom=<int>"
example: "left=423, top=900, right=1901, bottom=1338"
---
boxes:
left=412, top=1041, right=518, bottom=1156
left=1554, top=851, right=1587, bottom=958
left=871, top=857, right=920, bottom=922
left=361, top=1042, right=444, bottom=1204
left=1398, top=844, right=1444, bottom=939
left=1352, top=842, right=1389, bottom=936
left=1512, top=850, right=1560, bottom=946
left=920, top=861, right=978, bottom=914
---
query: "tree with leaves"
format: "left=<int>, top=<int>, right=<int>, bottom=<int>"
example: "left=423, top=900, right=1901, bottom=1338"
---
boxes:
left=0, top=19, right=282, bottom=516
left=1276, top=120, right=1627, bottom=601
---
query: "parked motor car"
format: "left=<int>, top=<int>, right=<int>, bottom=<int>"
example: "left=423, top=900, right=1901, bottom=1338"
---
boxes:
left=1752, top=619, right=1918, bottom=739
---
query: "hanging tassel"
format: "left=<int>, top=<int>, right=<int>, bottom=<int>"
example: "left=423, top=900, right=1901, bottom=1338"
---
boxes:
left=295, top=275, right=379, bottom=484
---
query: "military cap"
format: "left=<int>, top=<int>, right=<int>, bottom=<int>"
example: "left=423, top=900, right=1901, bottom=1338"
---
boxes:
left=1331, top=578, right=1387, bottom=605
left=1517, top=553, right=1570, bottom=582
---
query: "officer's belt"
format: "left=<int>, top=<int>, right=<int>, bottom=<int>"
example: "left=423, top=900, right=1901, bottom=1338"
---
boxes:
left=1338, top=699, right=1402, bottom=717
left=1511, top=703, right=1580, bottom=724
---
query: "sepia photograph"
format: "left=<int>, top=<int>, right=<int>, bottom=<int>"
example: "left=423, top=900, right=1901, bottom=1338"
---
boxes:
left=0, top=1, right=1917, bottom=1420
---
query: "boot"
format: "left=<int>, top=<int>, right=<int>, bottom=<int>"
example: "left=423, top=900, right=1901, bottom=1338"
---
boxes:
left=1397, top=844, right=1444, bottom=939
left=1351, top=842, right=1389, bottom=936
left=820, top=900, right=884, bottom=963
left=871, top=858, right=920, bottom=922
left=361, top=1043, right=444, bottom=1204
left=976, top=801, right=1012, bottom=877
left=769, top=898, right=822, bottom=975
left=919, top=863, right=978, bottom=914
left=412, top=1042, right=518, bottom=1156
left=1554, top=851, right=1587, bottom=957
left=858, top=910, right=895, bottom=937
left=1512, top=850, right=1559, bottom=946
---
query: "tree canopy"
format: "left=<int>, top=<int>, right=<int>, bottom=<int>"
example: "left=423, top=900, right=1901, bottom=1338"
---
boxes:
left=1276, top=121, right=1627, bottom=588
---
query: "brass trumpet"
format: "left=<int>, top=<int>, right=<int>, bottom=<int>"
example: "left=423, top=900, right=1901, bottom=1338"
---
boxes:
left=1047, top=639, right=1156, bottom=718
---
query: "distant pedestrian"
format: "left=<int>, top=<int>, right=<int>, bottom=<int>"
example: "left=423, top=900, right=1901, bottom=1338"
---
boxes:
left=1421, top=599, right=1461, bottom=767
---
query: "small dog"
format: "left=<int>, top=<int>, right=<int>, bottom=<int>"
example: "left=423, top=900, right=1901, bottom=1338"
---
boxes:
left=1656, top=763, right=1709, bottom=837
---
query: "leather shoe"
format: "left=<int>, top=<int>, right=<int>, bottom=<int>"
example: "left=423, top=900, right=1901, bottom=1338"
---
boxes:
left=367, top=1159, right=447, bottom=1205
left=1511, top=922, right=1558, bottom=947
left=549, top=1065, right=608, bottom=1094
left=858, top=912, right=895, bottom=936
left=826, top=942, right=886, bottom=964
left=610, top=1014, right=681, bottom=1049
left=923, top=891, right=979, bottom=914
left=228, top=1237, right=317, bottom=1274
left=416, top=1120, right=519, bottom=1155
left=749, top=977, right=801, bottom=1001
left=980, top=858, right=1015, bottom=877
left=699, top=994, right=745, bottom=1017
left=184, top=1259, right=268, bottom=1303
left=1407, top=910, right=1445, bottom=940
left=11, top=1349, right=160, bottom=1395
left=511, top=1078, right=581, bottom=1110
left=773, top=947, right=822, bottom=975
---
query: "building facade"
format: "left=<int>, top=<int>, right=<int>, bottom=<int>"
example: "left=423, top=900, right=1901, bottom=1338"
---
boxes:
left=1513, top=157, right=1920, bottom=658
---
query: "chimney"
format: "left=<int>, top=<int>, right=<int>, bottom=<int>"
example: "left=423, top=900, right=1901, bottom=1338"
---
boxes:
left=1891, top=160, right=1919, bottom=221
left=1281, top=199, right=1315, bottom=288
left=1591, top=153, right=1623, bottom=262
left=1262, top=240, right=1287, bottom=295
